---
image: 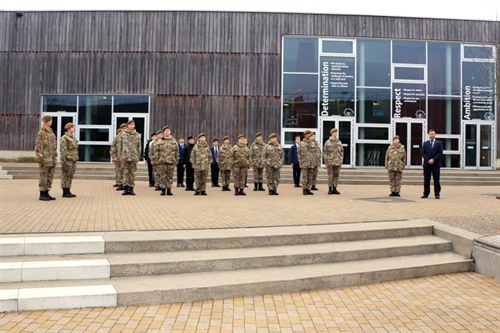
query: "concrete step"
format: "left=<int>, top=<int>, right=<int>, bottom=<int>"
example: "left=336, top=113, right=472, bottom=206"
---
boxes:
left=0, top=236, right=105, bottom=257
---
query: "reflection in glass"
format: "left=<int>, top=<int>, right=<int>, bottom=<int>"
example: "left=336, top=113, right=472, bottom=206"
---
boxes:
left=465, top=125, right=477, bottom=166
left=428, top=43, right=460, bottom=95
left=357, top=127, right=389, bottom=140
left=79, top=128, right=109, bottom=142
left=322, top=40, right=353, bottom=54
left=392, top=83, right=426, bottom=118
left=43, top=95, right=77, bottom=113
left=357, top=39, right=391, bottom=87
left=283, top=37, right=318, bottom=73
left=78, top=95, right=112, bottom=125
left=394, top=67, right=424, bottom=80
left=357, top=88, right=391, bottom=123
left=113, top=95, right=149, bottom=113
left=462, top=62, right=495, bottom=120
left=78, top=145, right=111, bottom=162
left=284, top=132, right=304, bottom=145
left=321, top=121, right=351, bottom=165
left=393, top=41, right=426, bottom=64
left=320, top=56, right=355, bottom=117
left=282, top=74, right=318, bottom=128
left=428, top=96, right=460, bottom=134
left=464, top=46, right=494, bottom=59
left=356, top=143, right=387, bottom=167
left=480, top=125, right=492, bottom=167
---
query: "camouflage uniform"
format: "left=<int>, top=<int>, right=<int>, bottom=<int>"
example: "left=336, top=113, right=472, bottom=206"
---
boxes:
left=117, top=129, right=141, bottom=188
left=151, top=136, right=179, bottom=193
left=264, top=138, right=284, bottom=193
left=110, top=129, right=124, bottom=187
left=249, top=139, right=266, bottom=188
left=217, top=142, right=232, bottom=190
left=311, top=138, right=322, bottom=189
left=230, top=142, right=250, bottom=191
left=191, top=140, right=211, bottom=193
left=60, top=132, right=79, bottom=190
left=323, top=137, right=344, bottom=189
left=35, top=127, right=57, bottom=192
left=298, top=138, right=318, bottom=191
left=385, top=143, right=406, bottom=194
left=151, top=137, right=162, bottom=188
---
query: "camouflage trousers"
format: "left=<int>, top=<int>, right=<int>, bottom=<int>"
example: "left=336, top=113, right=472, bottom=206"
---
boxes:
left=38, top=165, right=55, bottom=191
left=388, top=171, right=403, bottom=192
left=327, top=165, right=341, bottom=187
left=123, top=161, right=138, bottom=187
left=153, top=164, right=160, bottom=187
left=301, top=167, right=315, bottom=190
left=195, top=169, right=209, bottom=191
left=61, top=161, right=77, bottom=189
left=114, top=161, right=123, bottom=185
left=265, top=167, right=281, bottom=191
left=159, top=164, right=175, bottom=189
left=311, top=166, right=319, bottom=186
left=220, top=169, right=231, bottom=187
left=252, top=167, right=264, bottom=183
left=232, top=167, right=248, bottom=189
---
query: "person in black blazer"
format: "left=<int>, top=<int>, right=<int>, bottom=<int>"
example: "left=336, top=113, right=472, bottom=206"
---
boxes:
left=421, top=129, right=443, bottom=199
left=177, top=136, right=186, bottom=187
left=143, top=133, right=156, bottom=187
left=210, top=139, right=220, bottom=187
left=183, top=136, right=196, bottom=191
left=289, top=135, right=301, bottom=187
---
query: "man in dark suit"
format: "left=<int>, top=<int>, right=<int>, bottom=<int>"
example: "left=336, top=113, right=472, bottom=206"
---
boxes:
left=143, top=133, right=156, bottom=187
left=289, top=135, right=301, bottom=187
left=421, top=129, right=443, bottom=199
left=177, top=136, right=186, bottom=187
left=183, top=136, right=196, bottom=191
left=210, top=138, right=220, bottom=187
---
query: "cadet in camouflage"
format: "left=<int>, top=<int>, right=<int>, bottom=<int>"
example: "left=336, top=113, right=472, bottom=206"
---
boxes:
left=152, top=130, right=162, bottom=190
left=217, top=136, right=232, bottom=191
left=191, top=133, right=211, bottom=195
left=230, top=134, right=250, bottom=196
left=298, top=130, right=317, bottom=195
left=323, top=128, right=344, bottom=195
left=60, top=122, right=79, bottom=198
left=35, top=115, right=57, bottom=201
left=310, top=132, right=321, bottom=191
left=110, top=123, right=127, bottom=190
left=249, top=132, right=266, bottom=191
left=385, top=135, right=406, bottom=196
left=151, top=126, right=179, bottom=196
left=117, top=120, right=141, bottom=195
left=264, top=133, right=284, bottom=195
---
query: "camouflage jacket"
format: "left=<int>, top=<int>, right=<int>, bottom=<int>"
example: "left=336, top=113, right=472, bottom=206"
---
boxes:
left=110, top=130, right=123, bottom=159
left=298, top=139, right=318, bottom=168
left=249, top=140, right=266, bottom=168
left=230, top=143, right=250, bottom=168
left=217, top=143, right=232, bottom=170
left=312, top=139, right=322, bottom=167
left=191, top=141, right=211, bottom=170
left=385, top=143, right=406, bottom=171
left=35, top=127, right=57, bottom=166
left=60, top=133, right=79, bottom=161
left=323, top=138, right=344, bottom=166
left=117, top=129, right=141, bottom=162
left=264, top=141, right=284, bottom=168
left=151, top=136, right=179, bottom=165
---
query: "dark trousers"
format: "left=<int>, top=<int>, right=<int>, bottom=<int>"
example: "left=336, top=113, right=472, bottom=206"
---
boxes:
left=211, top=164, right=219, bottom=185
left=186, top=167, right=195, bottom=189
left=146, top=160, right=154, bottom=185
left=423, top=165, right=441, bottom=196
left=292, top=163, right=301, bottom=186
left=177, top=164, right=185, bottom=185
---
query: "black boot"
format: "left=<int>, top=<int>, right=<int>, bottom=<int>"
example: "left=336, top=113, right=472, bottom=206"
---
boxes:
left=332, top=187, right=340, bottom=195
left=194, top=190, right=200, bottom=196
left=253, top=183, right=258, bottom=191
left=68, top=188, right=76, bottom=197
left=239, top=188, right=246, bottom=196
left=116, top=185, right=124, bottom=191
left=307, top=189, right=314, bottom=195
left=269, top=190, right=275, bottom=195
left=274, top=189, right=279, bottom=195
left=45, top=191, right=56, bottom=200
left=39, top=191, right=50, bottom=201
left=161, top=189, right=166, bottom=196
left=129, top=187, right=136, bottom=195
left=389, top=192, right=396, bottom=197
left=395, top=192, right=401, bottom=197
left=122, top=186, right=129, bottom=195
left=258, top=183, right=265, bottom=191
left=328, top=187, right=334, bottom=195
left=311, top=185, right=318, bottom=191
left=155, top=186, right=161, bottom=191
left=62, top=188, right=72, bottom=198
left=201, top=190, right=207, bottom=196
left=167, top=188, right=173, bottom=196
left=303, top=189, right=308, bottom=196
left=113, top=183, right=120, bottom=187
left=234, top=188, right=240, bottom=196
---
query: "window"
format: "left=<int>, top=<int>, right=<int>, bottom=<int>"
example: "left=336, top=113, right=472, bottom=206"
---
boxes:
left=393, top=41, right=426, bottom=64
left=357, top=88, right=391, bottom=123
left=428, top=96, right=461, bottom=134
left=357, top=39, right=391, bottom=87
left=283, top=37, right=318, bottom=73
left=78, top=95, right=112, bottom=125
left=428, top=43, right=460, bottom=95
left=282, top=74, right=318, bottom=128
left=464, top=45, right=494, bottom=60
left=114, top=95, right=149, bottom=113
left=43, top=95, right=77, bottom=113
left=322, top=40, right=353, bottom=54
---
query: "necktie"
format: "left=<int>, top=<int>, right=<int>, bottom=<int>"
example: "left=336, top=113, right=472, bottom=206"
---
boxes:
left=431, top=140, right=434, bottom=147
left=215, top=147, right=218, bottom=158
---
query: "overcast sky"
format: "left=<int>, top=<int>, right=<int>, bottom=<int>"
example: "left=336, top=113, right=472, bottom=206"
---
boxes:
left=1, top=0, right=499, bottom=21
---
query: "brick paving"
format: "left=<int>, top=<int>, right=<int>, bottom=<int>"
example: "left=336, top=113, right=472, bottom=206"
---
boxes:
left=1, top=179, right=499, bottom=332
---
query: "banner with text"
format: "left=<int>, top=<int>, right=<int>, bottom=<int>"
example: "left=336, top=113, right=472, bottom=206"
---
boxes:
left=319, top=56, right=355, bottom=117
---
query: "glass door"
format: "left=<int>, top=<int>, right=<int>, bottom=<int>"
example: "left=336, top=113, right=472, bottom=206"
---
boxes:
left=45, top=112, right=77, bottom=163
left=112, top=114, right=149, bottom=162
left=319, top=117, right=354, bottom=167
left=393, top=119, right=425, bottom=169
left=464, top=122, right=494, bottom=169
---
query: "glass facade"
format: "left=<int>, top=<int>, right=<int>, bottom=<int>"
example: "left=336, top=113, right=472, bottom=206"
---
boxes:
left=281, top=36, right=497, bottom=169
left=42, top=95, right=150, bottom=163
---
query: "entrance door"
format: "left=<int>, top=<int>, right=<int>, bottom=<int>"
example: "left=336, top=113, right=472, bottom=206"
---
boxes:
left=393, top=120, right=426, bottom=169
left=112, top=114, right=149, bottom=162
left=45, top=112, right=77, bottom=163
left=319, top=118, right=354, bottom=167
left=464, top=122, right=494, bottom=169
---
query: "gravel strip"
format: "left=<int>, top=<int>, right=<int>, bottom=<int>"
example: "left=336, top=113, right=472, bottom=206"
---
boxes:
left=434, top=215, right=499, bottom=237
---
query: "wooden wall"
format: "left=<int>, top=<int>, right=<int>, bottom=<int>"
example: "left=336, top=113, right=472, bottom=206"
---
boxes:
left=0, top=11, right=498, bottom=151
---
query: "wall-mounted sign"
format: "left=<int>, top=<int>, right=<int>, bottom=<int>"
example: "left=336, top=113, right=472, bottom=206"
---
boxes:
left=320, top=56, right=355, bottom=117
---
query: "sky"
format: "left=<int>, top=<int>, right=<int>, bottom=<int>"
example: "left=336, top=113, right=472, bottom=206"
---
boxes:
left=1, top=0, right=499, bottom=21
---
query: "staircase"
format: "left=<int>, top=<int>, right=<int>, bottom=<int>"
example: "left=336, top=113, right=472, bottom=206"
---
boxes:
left=0, top=220, right=472, bottom=312
left=0, top=166, right=13, bottom=179
left=1, top=163, right=499, bottom=185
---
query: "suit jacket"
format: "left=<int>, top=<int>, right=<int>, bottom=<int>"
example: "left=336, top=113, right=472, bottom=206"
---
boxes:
left=178, top=143, right=186, bottom=165
left=184, top=144, right=195, bottom=168
left=143, top=139, right=152, bottom=161
left=210, top=146, right=219, bottom=166
left=422, top=139, right=443, bottom=168
left=290, top=143, right=299, bottom=164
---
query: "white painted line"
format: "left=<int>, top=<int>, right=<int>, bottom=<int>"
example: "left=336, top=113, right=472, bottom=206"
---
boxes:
left=24, top=236, right=105, bottom=255
left=0, top=289, right=19, bottom=312
left=0, top=262, right=22, bottom=283
left=17, top=285, right=117, bottom=311
left=0, top=238, right=25, bottom=257
left=22, top=259, right=110, bottom=281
